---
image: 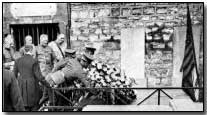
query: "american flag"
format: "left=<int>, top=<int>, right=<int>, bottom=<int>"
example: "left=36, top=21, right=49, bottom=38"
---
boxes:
left=180, top=4, right=201, bottom=102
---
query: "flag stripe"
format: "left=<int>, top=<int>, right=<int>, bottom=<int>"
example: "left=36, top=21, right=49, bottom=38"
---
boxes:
left=183, top=62, right=194, bottom=78
left=183, top=58, right=194, bottom=71
left=183, top=42, right=193, bottom=56
left=182, top=51, right=194, bottom=69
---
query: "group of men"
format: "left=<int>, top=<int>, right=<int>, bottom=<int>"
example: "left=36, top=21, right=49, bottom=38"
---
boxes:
left=3, top=33, right=97, bottom=111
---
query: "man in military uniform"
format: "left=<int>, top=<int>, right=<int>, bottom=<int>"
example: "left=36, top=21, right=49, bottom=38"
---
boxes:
left=36, top=34, right=56, bottom=105
left=47, top=49, right=82, bottom=109
left=85, top=45, right=96, bottom=55
left=51, top=49, right=76, bottom=72
left=77, top=44, right=96, bottom=63
left=67, top=49, right=76, bottom=59
left=48, top=33, right=67, bottom=62
left=48, top=49, right=90, bottom=86
left=45, top=51, right=98, bottom=110
left=3, top=34, right=15, bottom=70
left=36, top=34, right=56, bottom=77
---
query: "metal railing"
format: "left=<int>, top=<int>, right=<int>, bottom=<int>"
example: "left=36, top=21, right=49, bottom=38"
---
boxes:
left=38, top=87, right=203, bottom=111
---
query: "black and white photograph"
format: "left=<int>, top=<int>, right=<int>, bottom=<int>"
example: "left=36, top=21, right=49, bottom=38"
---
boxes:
left=2, top=2, right=204, bottom=112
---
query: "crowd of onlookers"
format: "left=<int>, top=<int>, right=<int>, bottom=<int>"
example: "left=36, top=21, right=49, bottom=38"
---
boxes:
left=3, top=33, right=97, bottom=111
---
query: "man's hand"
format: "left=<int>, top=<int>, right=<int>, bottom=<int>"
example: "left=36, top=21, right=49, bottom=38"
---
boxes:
left=45, top=71, right=65, bottom=87
left=45, top=73, right=56, bottom=87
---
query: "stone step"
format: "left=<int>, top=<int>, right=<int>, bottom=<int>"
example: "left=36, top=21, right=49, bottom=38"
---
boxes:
left=169, top=99, right=203, bottom=111
left=82, top=105, right=172, bottom=111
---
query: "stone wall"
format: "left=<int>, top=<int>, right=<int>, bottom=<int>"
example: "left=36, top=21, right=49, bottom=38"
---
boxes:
left=3, top=3, right=203, bottom=37
left=70, top=3, right=203, bottom=39
left=3, top=3, right=203, bottom=86
left=3, top=3, right=68, bottom=35
left=69, top=3, right=203, bottom=86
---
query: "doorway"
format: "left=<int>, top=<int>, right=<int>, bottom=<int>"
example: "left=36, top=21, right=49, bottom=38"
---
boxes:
left=10, top=23, right=60, bottom=51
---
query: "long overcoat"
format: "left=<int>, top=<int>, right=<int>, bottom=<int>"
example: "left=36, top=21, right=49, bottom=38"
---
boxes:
left=13, top=54, right=48, bottom=107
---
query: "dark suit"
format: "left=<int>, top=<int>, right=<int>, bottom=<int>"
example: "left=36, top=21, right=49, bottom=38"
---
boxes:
left=3, top=69, right=25, bottom=111
left=13, top=54, right=50, bottom=111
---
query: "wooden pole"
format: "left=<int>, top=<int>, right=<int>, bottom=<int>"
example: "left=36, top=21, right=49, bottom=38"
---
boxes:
left=66, top=3, right=71, bottom=49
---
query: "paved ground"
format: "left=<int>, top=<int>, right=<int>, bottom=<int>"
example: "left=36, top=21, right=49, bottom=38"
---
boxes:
left=130, top=78, right=196, bottom=106
left=83, top=89, right=203, bottom=111
left=83, top=105, right=172, bottom=111
left=131, top=89, right=191, bottom=105
left=83, top=78, right=204, bottom=111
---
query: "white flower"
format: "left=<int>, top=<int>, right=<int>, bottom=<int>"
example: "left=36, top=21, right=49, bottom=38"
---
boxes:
left=91, top=76, right=95, bottom=80
left=107, top=69, right=113, bottom=75
left=113, top=77, right=118, bottom=81
left=102, top=83, right=107, bottom=87
left=106, top=64, right=110, bottom=69
left=108, top=78, right=111, bottom=82
left=116, top=81, right=121, bottom=85
left=105, top=75, right=109, bottom=79
left=103, top=66, right=107, bottom=72
left=91, top=68, right=96, bottom=72
left=94, top=60, right=98, bottom=64
left=95, top=83, right=101, bottom=88
left=75, top=84, right=81, bottom=88
left=94, top=71, right=99, bottom=76
left=120, top=77, right=125, bottom=82
left=116, top=77, right=121, bottom=81
left=91, top=61, right=96, bottom=66
left=88, top=71, right=94, bottom=76
left=96, top=75, right=101, bottom=79
left=101, top=78, right=105, bottom=83
left=125, top=80, right=130, bottom=86
left=99, top=71, right=104, bottom=76
left=83, top=68, right=88, bottom=72
left=111, top=82, right=116, bottom=87
left=119, top=85, right=123, bottom=88
left=97, top=63, right=102, bottom=70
